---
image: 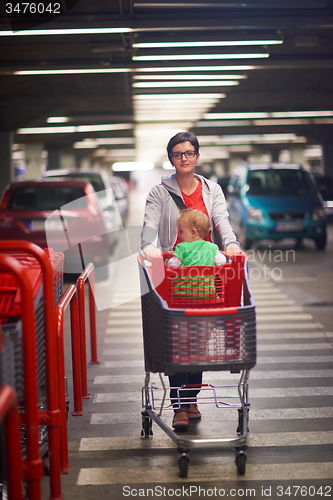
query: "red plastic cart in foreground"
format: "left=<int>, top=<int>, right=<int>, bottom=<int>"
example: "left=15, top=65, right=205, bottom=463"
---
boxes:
left=0, top=247, right=64, bottom=498
left=138, top=251, right=256, bottom=478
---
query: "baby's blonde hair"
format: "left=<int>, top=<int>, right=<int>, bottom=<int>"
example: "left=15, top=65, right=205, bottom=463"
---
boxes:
left=177, top=209, right=210, bottom=239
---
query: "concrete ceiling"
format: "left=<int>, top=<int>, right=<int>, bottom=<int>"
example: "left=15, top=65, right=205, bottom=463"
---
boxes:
left=1, top=0, right=333, bottom=168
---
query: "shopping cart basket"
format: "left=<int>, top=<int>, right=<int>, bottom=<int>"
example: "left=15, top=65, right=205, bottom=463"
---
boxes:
left=138, top=251, right=256, bottom=477
left=0, top=248, right=64, bottom=477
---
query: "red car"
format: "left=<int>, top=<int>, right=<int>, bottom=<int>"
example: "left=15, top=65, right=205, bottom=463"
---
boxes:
left=0, top=178, right=109, bottom=275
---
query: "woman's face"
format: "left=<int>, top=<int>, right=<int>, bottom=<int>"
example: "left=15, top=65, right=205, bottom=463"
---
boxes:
left=170, top=141, right=199, bottom=176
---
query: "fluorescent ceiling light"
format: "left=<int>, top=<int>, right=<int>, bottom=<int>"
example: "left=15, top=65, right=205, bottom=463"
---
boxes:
left=95, top=149, right=135, bottom=156
left=197, top=120, right=252, bottom=127
left=254, top=119, right=311, bottom=126
left=272, top=111, right=333, bottom=118
left=134, top=101, right=218, bottom=108
left=74, top=138, right=134, bottom=148
left=133, top=80, right=239, bottom=88
left=0, top=28, right=133, bottom=36
left=17, top=126, right=77, bottom=134
left=15, top=68, right=132, bottom=75
left=134, top=74, right=247, bottom=80
left=136, top=65, right=255, bottom=72
left=96, top=138, right=135, bottom=144
left=133, top=40, right=282, bottom=48
left=77, top=124, right=133, bottom=133
left=74, top=141, right=97, bottom=149
left=205, top=112, right=269, bottom=119
left=134, top=93, right=225, bottom=100
left=112, top=161, right=154, bottom=171
left=196, top=133, right=306, bottom=145
left=205, top=110, right=333, bottom=120
left=196, top=118, right=319, bottom=127
left=313, top=118, right=333, bottom=124
left=47, top=116, right=69, bottom=123
left=17, top=124, right=133, bottom=134
left=133, top=53, right=269, bottom=61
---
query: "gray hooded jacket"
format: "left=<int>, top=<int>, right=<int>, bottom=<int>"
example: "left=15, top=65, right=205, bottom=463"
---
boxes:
left=141, top=173, right=239, bottom=252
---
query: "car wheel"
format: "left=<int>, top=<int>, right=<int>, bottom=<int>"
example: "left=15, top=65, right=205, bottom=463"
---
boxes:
left=314, top=233, right=327, bottom=251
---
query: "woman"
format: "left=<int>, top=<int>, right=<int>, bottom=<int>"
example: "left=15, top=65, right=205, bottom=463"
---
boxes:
left=141, top=131, right=240, bottom=430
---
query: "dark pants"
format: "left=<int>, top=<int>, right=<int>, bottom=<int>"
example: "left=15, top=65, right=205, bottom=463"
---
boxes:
left=169, top=372, right=203, bottom=412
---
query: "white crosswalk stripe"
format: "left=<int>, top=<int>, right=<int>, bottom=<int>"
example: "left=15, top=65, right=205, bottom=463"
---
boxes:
left=90, top=386, right=333, bottom=405
left=79, top=430, right=333, bottom=452
left=77, top=462, right=333, bottom=484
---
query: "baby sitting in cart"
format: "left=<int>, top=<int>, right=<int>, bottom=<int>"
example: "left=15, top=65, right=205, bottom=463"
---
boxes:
left=165, top=209, right=228, bottom=428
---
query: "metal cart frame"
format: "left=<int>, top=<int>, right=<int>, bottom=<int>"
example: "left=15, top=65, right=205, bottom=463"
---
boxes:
left=138, top=252, right=256, bottom=478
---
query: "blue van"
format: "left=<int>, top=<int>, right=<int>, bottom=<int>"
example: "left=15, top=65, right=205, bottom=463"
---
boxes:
left=227, top=164, right=327, bottom=250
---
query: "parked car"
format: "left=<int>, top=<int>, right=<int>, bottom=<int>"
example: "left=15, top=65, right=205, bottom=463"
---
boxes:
left=41, top=168, right=122, bottom=249
left=0, top=178, right=110, bottom=274
left=110, top=175, right=129, bottom=225
left=314, top=175, right=333, bottom=222
left=227, top=163, right=327, bottom=250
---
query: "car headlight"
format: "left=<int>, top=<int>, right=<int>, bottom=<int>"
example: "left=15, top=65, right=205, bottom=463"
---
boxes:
left=312, top=205, right=326, bottom=220
left=247, top=207, right=263, bottom=221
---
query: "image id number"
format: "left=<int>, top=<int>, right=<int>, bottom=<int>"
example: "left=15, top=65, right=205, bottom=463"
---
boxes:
left=5, top=3, right=61, bottom=14
left=277, top=485, right=332, bottom=497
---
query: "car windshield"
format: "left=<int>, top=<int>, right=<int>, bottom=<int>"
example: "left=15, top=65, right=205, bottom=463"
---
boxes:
left=247, top=169, right=316, bottom=196
left=7, top=186, right=87, bottom=211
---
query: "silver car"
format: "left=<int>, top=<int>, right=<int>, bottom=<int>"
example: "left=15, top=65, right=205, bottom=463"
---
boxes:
left=41, top=168, right=123, bottom=250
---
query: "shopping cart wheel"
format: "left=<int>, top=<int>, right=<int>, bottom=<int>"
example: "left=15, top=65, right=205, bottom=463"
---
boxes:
left=178, top=455, right=189, bottom=478
left=235, top=453, right=246, bottom=475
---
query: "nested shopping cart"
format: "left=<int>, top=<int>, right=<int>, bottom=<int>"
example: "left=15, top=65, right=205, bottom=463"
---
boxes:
left=138, top=251, right=256, bottom=478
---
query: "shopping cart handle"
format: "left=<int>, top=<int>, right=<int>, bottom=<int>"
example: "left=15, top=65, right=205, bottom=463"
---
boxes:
left=184, top=307, right=238, bottom=316
left=183, top=384, right=210, bottom=387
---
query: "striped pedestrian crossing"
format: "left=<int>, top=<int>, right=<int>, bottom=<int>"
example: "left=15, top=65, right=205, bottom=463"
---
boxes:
left=77, top=462, right=333, bottom=485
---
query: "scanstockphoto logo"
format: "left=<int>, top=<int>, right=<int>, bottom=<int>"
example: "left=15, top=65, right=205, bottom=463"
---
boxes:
left=3, top=0, right=80, bottom=32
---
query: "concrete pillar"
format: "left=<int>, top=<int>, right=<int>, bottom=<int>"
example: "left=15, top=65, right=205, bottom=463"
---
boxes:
left=213, top=159, right=228, bottom=177
left=289, top=145, right=305, bottom=166
left=46, top=149, right=78, bottom=171
left=0, top=131, right=14, bottom=197
left=61, top=152, right=76, bottom=170
left=47, top=148, right=61, bottom=170
left=322, top=142, right=333, bottom=177
left=25, top=142, right=44, bottom=179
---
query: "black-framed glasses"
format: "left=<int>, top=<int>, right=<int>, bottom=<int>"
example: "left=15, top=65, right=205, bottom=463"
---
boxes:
left=170, top=150, right=197, bottom=160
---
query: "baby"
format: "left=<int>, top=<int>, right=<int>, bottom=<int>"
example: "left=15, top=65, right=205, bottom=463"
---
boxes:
left=168, top=209, right=227, bottom=269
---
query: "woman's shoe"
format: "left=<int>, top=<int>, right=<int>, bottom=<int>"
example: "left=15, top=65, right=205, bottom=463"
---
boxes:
left=187, top=404, right=201, bottom=421
left=172, top=411, right=189, bottom=430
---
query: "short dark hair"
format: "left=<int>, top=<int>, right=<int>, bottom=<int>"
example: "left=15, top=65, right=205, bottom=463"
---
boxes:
left=167, top=132, right=199, bottom=159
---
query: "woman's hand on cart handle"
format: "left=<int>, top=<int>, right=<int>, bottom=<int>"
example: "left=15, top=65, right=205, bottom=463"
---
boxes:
left=143, top=247, right=162, bottom=262
left=225, top=245, right=242, bottom=260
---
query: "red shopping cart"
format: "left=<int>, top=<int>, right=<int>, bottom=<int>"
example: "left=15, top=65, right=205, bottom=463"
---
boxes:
left=138, top=251, right=256, bottom=477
